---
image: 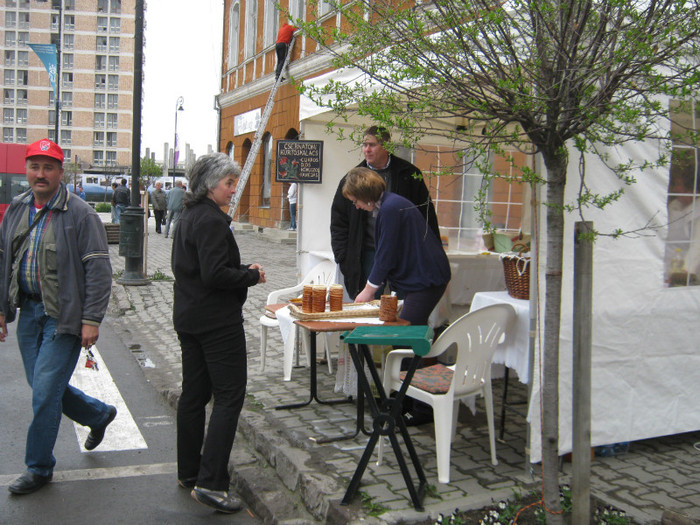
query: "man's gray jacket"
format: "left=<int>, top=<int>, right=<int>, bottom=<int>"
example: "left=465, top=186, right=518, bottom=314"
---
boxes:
left=167, top=186, right=185, bottom=212
left=151, top=188, right=167, bottom=211
left=0, top=184, right=112, bottom=337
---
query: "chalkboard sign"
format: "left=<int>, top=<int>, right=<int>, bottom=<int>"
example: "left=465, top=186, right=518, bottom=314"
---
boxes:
left=275, top=140, right=323, bottom=184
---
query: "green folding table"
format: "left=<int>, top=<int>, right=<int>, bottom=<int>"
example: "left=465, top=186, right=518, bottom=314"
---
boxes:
left=339, top=324, right=433, bottom=511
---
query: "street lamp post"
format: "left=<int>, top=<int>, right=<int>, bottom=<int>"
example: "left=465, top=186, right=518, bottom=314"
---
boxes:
left=172, top=96, right=184, bottom=187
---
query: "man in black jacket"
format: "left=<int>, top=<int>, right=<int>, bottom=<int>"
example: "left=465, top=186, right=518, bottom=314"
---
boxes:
left=330, top=126, right=440, bottom=299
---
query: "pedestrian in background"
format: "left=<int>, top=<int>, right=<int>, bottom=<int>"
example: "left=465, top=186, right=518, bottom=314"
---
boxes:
left=0, top=139, right=116, bottom=495
left=151, top=182, right=167, bottom=234
left=287, top=182, right=297, bottom=230
left=110, top=181, right=119, bottom=223
left=164, top=180, right=185, bottom=239
left=112, top=178, right=130, bottom=224
left=172, top=153, right=266, bottom=513
left=75, top=185, right=86, bottom=200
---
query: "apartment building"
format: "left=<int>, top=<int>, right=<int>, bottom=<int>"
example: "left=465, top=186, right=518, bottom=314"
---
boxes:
left=217, top=0, right=527, bottom=242
left=1, top=0, right=134, bottom=170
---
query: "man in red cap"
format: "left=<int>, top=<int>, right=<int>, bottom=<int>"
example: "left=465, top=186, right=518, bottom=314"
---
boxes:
left=0, top=139, right=116, bottom=495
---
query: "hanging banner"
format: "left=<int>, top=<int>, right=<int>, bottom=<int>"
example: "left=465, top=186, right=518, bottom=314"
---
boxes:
left=28, top=44, right=58, bottom=99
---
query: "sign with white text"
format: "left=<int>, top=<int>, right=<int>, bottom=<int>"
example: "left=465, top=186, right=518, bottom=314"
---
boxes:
left=275, top=140, right=323, bottom=183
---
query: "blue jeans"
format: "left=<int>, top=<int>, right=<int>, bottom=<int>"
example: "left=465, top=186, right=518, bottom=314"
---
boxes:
left=289, top=203, right=297, bottom=230
left=164, top=209, right=182, bottom=237
left=16, top=297, right=111, bottom=476
left=115, top=204, right=127, bottom=224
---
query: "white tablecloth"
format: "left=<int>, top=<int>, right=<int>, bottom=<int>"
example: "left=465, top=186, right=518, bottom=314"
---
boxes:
left=469, top=291, right=531, bottom=383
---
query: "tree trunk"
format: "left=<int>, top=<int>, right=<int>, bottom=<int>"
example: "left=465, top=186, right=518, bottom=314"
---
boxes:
left=541, top=150, right=568, bottom=525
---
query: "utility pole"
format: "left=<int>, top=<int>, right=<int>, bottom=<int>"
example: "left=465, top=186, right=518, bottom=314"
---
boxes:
left=117, top=0, right=148, bottom=286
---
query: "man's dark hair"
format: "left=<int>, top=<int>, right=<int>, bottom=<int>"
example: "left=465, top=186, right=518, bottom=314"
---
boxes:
left=121, top=178, right=127, bottom=185
left=364, top=126, right=391, bottom=145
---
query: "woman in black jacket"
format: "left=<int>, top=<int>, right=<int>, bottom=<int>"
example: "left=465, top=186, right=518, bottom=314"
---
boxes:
left=172, top=153, right=266, bottom=513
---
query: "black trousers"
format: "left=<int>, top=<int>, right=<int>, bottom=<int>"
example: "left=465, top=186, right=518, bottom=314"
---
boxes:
left=153, top=209, right=165, bottom=233
left=275, top=42, right=288, bottom=78
left=176, top=323, right=247, bottom=491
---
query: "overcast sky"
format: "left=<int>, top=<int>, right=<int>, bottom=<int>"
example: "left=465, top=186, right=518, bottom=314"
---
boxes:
left=141, top=0, right=224, bottom=163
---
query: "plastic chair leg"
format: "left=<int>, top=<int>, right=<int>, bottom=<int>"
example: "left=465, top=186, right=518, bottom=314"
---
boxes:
left=484, top=384, right=498, bottom=466
left=260, top=324, right=268, bottom=372
left=433, top=400, right=454, bottom=484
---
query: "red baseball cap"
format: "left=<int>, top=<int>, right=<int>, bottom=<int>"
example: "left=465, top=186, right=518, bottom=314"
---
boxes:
left=25, top=139, right=64, bottom=164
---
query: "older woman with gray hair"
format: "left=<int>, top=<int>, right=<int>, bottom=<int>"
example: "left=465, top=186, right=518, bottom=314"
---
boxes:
left=172, top=153, right=266, bottom=513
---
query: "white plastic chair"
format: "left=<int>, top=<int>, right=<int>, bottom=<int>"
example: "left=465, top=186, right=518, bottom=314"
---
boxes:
left=258, top=259, right=337, bottom=376
left=379, top=303, right=515, bottom=484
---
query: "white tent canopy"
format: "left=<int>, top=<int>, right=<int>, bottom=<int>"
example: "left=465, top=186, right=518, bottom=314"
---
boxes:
left=298, top=69, right=700, bottom=463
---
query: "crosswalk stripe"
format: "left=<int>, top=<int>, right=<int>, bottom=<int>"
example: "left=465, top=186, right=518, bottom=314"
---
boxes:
left=0, top=462, right=177, bottom=486
left=69, top=345, right=148, bottom=452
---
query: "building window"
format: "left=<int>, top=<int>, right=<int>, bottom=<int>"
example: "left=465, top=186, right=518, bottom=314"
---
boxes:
left=63, top=53, right=74, bottom=69
left=94, top=131, right=104, bottom=146
left=263, top=0, right=279, bottom=48
left=110, top=18, right=120, bottom=33
left=95, top=93, right=106, bottom=108
left=108, top=75, right=119, bottom=90
left=109, top=36, right=120, bottom=52
left=94, top=113, right=105, bottom=128
left=107, top=113, right=118, bottom=129
left=108, top=56, right=119, bottom=71
left=110, top=0, right=121, bottom=14
left=107, top=93, right=118, bottom=109
left=18, top=11, right=29, bottom=29
left=17, top=70, right=28, bottom=86
left=106, top=131, right=117, bottom=147
left=3, top=128, right=14, bottom=142
left=16, top=108, right=27, bottom=124
left=95, top=74, right=106, bottom=90
left=17, top=31, right=29, bottom=47
left=51, top=14, right=59, bottom=31
left=62, top=71, right=73, bottom=88
left=17, top=50, right=28, bottom=66
left=665, top=98, right=700, bottom=287
left=64, top=15, right=75, bottom=31
left=97, top=16, right=108, bottom=32
left=106, top=150, right=117, bottom=166
left=228, top=2, right=240, bottom=68
left=3, top=89, right=14, bottom=104
left=61, top=110, right=72, bottom=126
left=64, top=0, right=75, bottom=9
left=51, top=32, right=59, bottom=46
left=289, top=0, right=304, bottom=22
left=261, top=133, right=272, bottom=207
left=319, top=0, right=332, bottom=17
left=93, top=151, right=104, bottom=166
left=5, top=31, right=16, bottom=47
left=16, top=89, right=27, bottom=104
left=4, top=50, right=15, bottom=66
left=3, top=70, right=15, bottom=86
left=98, top=0, right=108, bottom=11
left=49, top=110, right=56, bottom=125
left=5, top=11, right=17, bottom=28
left=244, top=0, right=257, bottom=58
left=97, top=35, right=107, bottom=51
left=96, top=55, right=107, bottom=71
left=16, top=128, right=26, bottom=142
left=61, top=91, right=72, bottom=107
left=60, top=129, right=72, bottom=145
left=3, top=108, right=14, bottom=124
left=63, top=33, right=74, bottom=49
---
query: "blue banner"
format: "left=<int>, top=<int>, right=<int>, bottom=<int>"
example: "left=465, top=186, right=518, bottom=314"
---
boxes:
left=28, top=44, right=58, bottom=99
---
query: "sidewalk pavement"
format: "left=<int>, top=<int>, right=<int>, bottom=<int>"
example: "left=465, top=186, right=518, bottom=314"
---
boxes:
left=104, top=213, right=700, bottom=525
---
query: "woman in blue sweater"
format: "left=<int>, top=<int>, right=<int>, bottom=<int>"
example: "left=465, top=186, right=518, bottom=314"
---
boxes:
left=345, top=167, right=450, bottom=325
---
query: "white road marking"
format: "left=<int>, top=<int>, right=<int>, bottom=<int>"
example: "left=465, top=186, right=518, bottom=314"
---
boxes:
left=69, top=345, right=148, bottom=452
left=0, top=462, right=177, bottom=486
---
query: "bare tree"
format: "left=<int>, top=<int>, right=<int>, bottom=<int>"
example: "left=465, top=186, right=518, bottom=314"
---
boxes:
left=298, top=0, right=699, bottom=521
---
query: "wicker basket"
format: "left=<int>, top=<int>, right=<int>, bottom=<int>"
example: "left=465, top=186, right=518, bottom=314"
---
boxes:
left=500, top=244, right=530, bottom=300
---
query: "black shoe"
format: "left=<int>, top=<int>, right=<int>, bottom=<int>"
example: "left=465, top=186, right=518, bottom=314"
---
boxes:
left=178, top=477, right=197, bottom=489
left=8, top=471, right=52, bottom=495
left=85, top=405, right=117, bottom=451
left=191, top=486, right=243, bottom=513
